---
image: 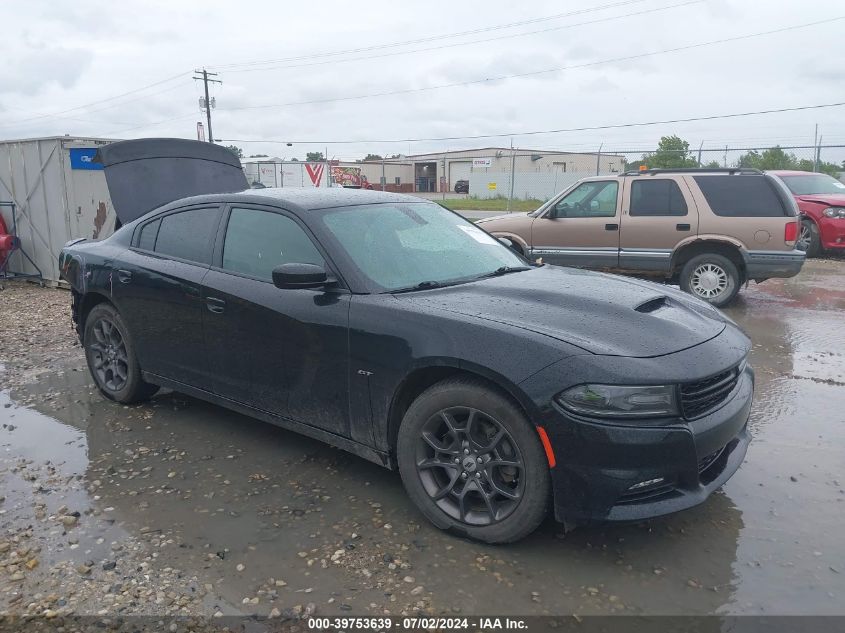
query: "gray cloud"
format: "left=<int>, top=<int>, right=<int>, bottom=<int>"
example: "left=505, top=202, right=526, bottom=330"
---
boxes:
left=0, top=0, right=843, bottom=160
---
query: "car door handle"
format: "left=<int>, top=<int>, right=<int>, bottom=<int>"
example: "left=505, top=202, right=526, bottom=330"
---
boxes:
left=117, top=269, right=132, bottom=284
left=206, top=297, right=226, bottom=314
left=676, top=223, right=691, bottom=231
left=605, top=223, right=619, bottom=231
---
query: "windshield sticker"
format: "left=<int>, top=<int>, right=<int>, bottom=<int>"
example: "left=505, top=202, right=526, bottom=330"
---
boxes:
left=458, top=225, right=498, bottom=245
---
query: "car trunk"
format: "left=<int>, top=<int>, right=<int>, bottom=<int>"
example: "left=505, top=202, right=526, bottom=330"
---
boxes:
left=96, top=138, right=249, bottom=225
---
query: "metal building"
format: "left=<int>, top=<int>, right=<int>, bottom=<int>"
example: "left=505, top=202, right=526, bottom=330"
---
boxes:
left=0, top=136, right=117, bottom=283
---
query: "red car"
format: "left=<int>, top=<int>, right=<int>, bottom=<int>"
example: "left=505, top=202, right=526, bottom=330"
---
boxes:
left=768, top=170, right=845, bottom=256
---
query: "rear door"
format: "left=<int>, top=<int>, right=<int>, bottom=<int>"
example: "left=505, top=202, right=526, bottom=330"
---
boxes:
left=115, top=204, right=222, bottom=389
left=619, top=176, right=698, bottom=271
left=201, top=204, right=353, bottom=437
left=529, top=179, right=621, bottom=268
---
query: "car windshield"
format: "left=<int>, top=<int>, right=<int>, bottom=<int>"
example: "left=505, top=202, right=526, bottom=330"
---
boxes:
left=318, top=202, right=528, bottom=292
left=779, top=174, right=845, bottom=195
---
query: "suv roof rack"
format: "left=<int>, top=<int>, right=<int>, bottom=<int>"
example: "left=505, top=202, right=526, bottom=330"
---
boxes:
left=622, top=167, right=763, bottom=176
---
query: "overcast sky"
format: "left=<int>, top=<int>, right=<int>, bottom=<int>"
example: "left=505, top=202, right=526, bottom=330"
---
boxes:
left=1, top=0, right=843, bottom=163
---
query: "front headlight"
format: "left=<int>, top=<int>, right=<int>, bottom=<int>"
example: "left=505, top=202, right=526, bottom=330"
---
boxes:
left=823, top=207, right=845, bottom=218
left=555, top=384, right=679, bottom=420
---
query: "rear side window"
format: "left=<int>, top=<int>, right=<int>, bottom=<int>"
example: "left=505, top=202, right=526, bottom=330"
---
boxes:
left=693, top=176, right=788, bottom=217
left=137, top=218, right=161, bottom=251
left=154, top=207, right=221, bottom=264
left=630, top=179, right=688, bottom=216
left=222, top=208, right=324, bottom=282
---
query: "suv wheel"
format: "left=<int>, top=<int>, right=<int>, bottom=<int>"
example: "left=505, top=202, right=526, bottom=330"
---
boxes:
left=679, top=253, right=740, bottom=307
left=797, top=219, right=821, bottom=257
left=397, top=378, right=550, bottom=543
left=84, top=303, right=159, bottom=404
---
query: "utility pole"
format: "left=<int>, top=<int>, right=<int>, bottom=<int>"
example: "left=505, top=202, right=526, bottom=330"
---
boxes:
left=507, top=139, right=516, bottom=213
left=193, top=69, right=221, bottom=143
left=697, top=140, right=704, bottom=166
left=812, top=124, right=819, bottom=172
left=595, top=143, right=603, bottom=176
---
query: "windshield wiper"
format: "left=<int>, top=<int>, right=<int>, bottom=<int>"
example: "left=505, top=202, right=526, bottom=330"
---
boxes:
left=474, top=265, right=532, bottom=280
left=390, top=280, right=445, bottom=294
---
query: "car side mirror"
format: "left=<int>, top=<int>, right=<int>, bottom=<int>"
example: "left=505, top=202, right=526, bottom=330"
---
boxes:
left=497, top=237, right=514, bottom=248
left=272, top=263, right=329, bottom=289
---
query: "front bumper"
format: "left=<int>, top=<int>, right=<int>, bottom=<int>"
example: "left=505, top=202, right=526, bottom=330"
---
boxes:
left=819, top=217, right=845, bottom=250
left=743, top=249, right=805, bottom=280
left=538, top=363, right=753, bottom=526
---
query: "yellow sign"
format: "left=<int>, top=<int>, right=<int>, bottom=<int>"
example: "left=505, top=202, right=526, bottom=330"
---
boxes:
left=487, top=182, right=497, bottom=190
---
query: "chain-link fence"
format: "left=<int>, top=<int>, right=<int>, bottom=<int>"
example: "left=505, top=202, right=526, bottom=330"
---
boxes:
left=240, top=144, right=845, bottom=209
left=461, top=144, right=845, bottom=203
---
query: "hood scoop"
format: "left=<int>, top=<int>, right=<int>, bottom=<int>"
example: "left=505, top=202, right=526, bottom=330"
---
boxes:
left=634, top=296, right=669, bottom=313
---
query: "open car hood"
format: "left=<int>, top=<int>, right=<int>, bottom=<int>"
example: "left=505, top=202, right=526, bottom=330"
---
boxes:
left=96, top=138, right=248, bottom=224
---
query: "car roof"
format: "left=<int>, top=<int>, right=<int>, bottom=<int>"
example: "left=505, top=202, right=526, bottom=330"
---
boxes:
left=163, top=187, right=429, bottom=212
left=766, top=170, right=817, bottom=176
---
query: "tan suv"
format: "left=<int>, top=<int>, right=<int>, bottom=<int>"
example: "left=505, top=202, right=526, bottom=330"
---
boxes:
left=477, top=168, right=805, bottom=306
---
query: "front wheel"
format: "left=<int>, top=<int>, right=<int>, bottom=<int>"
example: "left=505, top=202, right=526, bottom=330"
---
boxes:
left=679, top=253, right=741, bottom=307
left=84, top=303, right=159, bottom=404
left=797, top=219, right=821, bottom=257
left=397, top=378, right=550, bottom=543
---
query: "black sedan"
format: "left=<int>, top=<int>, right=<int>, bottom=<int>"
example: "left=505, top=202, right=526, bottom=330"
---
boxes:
left=60, top=139, right=752, bottom=543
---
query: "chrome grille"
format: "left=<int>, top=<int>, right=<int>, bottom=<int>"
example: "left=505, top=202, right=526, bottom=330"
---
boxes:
left=681, top=366, right=740, bottom=419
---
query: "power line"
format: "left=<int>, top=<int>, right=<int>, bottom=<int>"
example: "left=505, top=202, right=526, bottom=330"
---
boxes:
left=0, top=71, right=193, bottom=128
left=213, top=0, right=652, bottom=70
left=0, top=81, right=192, bottom=131
left=217, top=17, right=844, bottom=112
left=222, top=0, right=701, bottom=74
left=216, top=101, right=845, bottom=145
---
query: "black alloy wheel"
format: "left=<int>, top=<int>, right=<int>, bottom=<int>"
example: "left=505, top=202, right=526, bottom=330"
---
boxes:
left=416, top=406, right=524, bottom=526
left=89, top=317, right=129, bottom=392
left=397, top=377, right=549, bottom=543
left=84, top=303, right=159, bottom=404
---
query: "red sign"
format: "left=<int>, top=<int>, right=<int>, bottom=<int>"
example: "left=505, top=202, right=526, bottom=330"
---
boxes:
left=305, top=163, right=324, bottom=187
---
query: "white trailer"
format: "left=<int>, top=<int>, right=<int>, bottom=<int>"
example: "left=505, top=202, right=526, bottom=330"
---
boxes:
left=0, top=136, right=118, bottom=283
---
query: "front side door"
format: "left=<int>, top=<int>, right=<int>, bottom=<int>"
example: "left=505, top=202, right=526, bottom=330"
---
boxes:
left=529, top=179, right=621, bottom=268
left=202, top=205, right=352, bottom=437
left=619, top=176, right=698, bottom=271
left=112, top=205, right=222, bottom=389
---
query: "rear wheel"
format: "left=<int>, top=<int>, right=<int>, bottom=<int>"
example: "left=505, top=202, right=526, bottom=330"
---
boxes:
left=679, top=253, right=741, bottom=307
left=797, top=219, right=821, bottom=257
left=84, top=303, right=159, bottom=404
left=397, top=378, right=550, bottom=543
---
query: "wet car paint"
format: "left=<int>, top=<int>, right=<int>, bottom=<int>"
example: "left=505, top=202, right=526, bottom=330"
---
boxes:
left=1, top=258, right=843, bottom=615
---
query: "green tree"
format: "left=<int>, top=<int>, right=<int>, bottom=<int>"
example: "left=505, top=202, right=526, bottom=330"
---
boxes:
left=737, top=146, right=797, bottom=170
left=290, top=157, right=299, bottom=162
left=363, top=153, right=383, bottom=161
left=704, top=160, right=721, bottom=168
left=306, top=151, right=325, bottom=162
left=225, top=145, right=244, bottom=159
left=637, top=135, right=699, bottom=169
left=736, top=146, right=841, bottom=176
left=248, top=153, right=269, bottom=158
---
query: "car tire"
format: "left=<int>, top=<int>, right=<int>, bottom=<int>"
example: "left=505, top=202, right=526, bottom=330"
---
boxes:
left=797, top=219, right=821, bottom=257
left=84, top=303, right=159, bottom=404
left=679, top=253, right=741, bottom=307
left=397, top=377, right=550, bottom=543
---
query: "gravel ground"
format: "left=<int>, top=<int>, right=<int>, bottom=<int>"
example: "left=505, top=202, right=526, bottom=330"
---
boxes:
left=1, top=258, right=844, bottom=628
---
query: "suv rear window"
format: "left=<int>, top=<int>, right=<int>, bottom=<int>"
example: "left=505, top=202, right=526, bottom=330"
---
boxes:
left=630, top=179, right=688, bottom=216
left=693, top=175, right=790, bottom=217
